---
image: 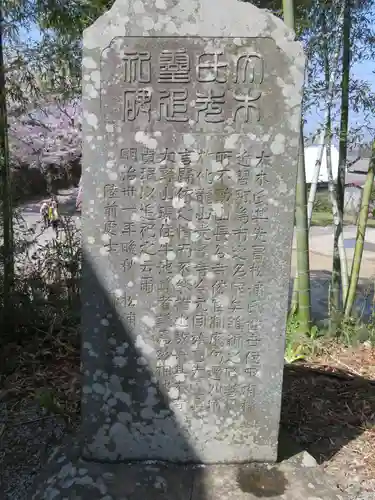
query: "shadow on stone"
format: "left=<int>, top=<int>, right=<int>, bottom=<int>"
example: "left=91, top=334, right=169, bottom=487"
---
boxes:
left=28, top=252, right=207, bottom=498
left=237, top=464, right=288, bottom=497
left=80, top=253, right=205, bottom=464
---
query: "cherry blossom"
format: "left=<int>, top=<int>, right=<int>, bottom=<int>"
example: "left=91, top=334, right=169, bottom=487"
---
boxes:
left=8, top=98, right=82, bottom=170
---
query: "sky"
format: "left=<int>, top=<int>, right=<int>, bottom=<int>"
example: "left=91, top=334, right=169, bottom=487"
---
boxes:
left=305, top=57, right=375, bottom=146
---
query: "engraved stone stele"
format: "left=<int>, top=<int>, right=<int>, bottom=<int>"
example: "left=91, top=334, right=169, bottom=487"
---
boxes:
left=81, top=0, right=305, bottom=464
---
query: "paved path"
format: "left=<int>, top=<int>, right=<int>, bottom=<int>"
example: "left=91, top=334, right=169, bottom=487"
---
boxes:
left=292, top=226, right=375, bottom=278
left=290, top=226, right=375, bottom=322
left=16, top=188, right=81, bottom=266
left=18, top=188, right=79, bottom=237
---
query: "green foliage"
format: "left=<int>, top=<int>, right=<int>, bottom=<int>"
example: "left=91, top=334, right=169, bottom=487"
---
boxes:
left=284, top=314, right=322, bottom=363
left=36, top=388, right=63, bottom=415
left=370, top=184, right=375, bottom=203
left=285, top=311, right=375, bottom=364
left=328, top=316, right=375, bottom=346
left=0, top=215, right=81, bottom=345
left=35, top=387, right=73, bottom=428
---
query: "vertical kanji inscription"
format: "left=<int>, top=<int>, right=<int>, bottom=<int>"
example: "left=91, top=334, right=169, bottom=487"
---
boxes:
left=89, top=32, right=303, bottom=464
left=158, top=49, right=191, bottom=83
left=123, top=51, right=151, bottom=83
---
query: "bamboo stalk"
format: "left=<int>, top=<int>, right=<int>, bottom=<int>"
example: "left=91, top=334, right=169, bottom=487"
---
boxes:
left=306, top=0, right=345, bottom=228
left=344, top=141, right=375, bottom=317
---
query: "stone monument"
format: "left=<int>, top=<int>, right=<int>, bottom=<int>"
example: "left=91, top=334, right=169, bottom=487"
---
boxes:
left=80, top=0, right=305, bottom=465
left=29, top=1, right=350, bottom=499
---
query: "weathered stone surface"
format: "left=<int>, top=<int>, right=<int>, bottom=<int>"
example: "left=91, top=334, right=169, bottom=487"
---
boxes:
left=81, top=0, right=305, bottom=463
left=30, top=439, right=348, bottom=499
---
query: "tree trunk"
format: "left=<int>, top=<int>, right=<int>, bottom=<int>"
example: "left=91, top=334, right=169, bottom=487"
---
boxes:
left=326, top=132, right=349, bottom=317
left=331, top=0, right=351, bottom=322
left=344, top=141, right=375, bottom=317
left=0, top=6, right=14, bottom=321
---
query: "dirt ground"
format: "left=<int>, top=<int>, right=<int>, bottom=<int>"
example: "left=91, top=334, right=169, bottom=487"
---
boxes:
left=282, top=344, right=375, bottom=499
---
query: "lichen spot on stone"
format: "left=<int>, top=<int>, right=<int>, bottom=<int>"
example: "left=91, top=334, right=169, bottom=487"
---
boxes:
left=168, top=387, right=179, bottom=400
left=165, top=354, right=178, bottom=368
left=271, top=133, right=286, bottom=154
left=211, top=160, right=222, bottom=172
left=135, top=130, right=157, bottom=149
left=85, top=83, right=98, bottom=99
left=217, top=295, right=230, bottom=307
left=99, top=246, right=109, bottom=256
left=183, top=133, right=195, bottom=147
left=84, top=112, right=98, bottom=129
left=131, top=212, right=141, bottom=222
left=133, top=0, right=145, bottom=14
left=175, top=373, right=185, bottom=382
left=135, top=334, right=155, bottom=355
left=141, top=315, right=156, bottom=328
left=225, top=134, right=239, bottom=149
left=114, top=356, right=127, bottom=368
left=82, top=56, right=97, bottom=69
left=139, top=253, right=151, bottom=264
left=142, top=17, right=154, bottom=31
left=172, top=196, right=185, bottom=209
left=167, top=251, right=176, bottom=261
left=166, top=21, right=177, bottom=34
left=155, top=0, right=167, bottom=9
left=212, top=203, right=224, bottom=217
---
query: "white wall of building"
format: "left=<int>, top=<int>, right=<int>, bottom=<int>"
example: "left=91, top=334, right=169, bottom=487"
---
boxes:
left=304, top=145, right=340, bottom=184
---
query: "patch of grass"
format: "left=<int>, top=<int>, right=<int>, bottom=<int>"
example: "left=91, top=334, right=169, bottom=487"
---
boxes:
left=284, top=307, right=375, bottom=364
left=333, top=316, right=375, bottom=347
left=313, top=190, right=333, bottom=213
left=311, top=211, right=375, bottom=227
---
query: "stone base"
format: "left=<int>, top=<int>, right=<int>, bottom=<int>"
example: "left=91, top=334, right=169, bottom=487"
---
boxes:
left=30, top=436, right=347, bottom=500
